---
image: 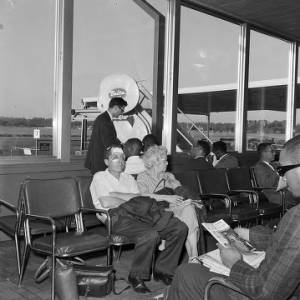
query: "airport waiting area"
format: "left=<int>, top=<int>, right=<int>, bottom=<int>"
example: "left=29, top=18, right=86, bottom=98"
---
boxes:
left=1, top=0, right=300, bottom=299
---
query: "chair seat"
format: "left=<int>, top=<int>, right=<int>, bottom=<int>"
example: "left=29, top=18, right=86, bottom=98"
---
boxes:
left=0, top=215, right=66, bottom=236
left=258, top=202, right=282, bottom=215
left=88, top=226, right=134, bottom=246
left=205, top=210, right=231, bottom=223
left=231, top=206, right=259, bottom=222
left=0, top=215, right=17, bottom=236
left=32, top=231, right=109, bottom=257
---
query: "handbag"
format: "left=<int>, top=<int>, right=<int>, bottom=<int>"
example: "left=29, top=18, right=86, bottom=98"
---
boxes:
left=73, top=264, right=115, bottom=297
left=36, top=257, right=130, bottom=298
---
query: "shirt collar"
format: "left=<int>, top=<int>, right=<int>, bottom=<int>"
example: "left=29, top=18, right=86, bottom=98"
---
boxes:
left=105, top=168, right=124, bottom=181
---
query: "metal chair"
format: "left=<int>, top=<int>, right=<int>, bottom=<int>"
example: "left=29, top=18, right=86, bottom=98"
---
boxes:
left=0, top=191, right=23, bottom=274
left=198, top=168, right=260, bottom=225
left=204, top=276, right=254, bottom=300
left=17, top=177, right=111, bottom=300
left=0, top=183, right=66, bottom=275
left=228, top=167, right=283, bottom=222
left=76, top=175, right=134, bottom=262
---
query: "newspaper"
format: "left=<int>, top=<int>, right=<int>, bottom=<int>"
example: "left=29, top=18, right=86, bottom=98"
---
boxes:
left=191, top=219, right=265, bottom=276
left=202, top=219, right=255, bottom=253
left=191, top=248, right=265, bottom=276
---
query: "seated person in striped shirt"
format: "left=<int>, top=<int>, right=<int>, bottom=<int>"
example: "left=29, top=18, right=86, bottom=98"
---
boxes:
left=167, top=135, right=300, bottom=300
left=137, top=145, right=202, bottom=259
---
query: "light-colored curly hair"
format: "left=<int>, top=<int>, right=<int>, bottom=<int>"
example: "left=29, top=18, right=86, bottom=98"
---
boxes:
left=142, top=145, right=167, bottom=169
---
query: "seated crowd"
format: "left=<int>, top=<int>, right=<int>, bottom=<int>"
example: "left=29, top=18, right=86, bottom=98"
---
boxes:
left=88, top=133, right=300, bottom=299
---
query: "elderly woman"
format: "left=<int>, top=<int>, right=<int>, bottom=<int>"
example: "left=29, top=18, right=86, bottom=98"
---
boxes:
left=137, top=145, right=200, bottom=258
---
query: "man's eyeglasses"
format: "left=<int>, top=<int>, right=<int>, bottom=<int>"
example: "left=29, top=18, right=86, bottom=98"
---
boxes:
left=118, top=106, right=125, bottom=113
left=277, top=164, right=300, bottom=177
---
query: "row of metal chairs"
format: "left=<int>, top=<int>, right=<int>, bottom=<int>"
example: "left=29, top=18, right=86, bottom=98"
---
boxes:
left=174, top=167, right=284, bottom=226
left=0, top=176, right=132, bottom=300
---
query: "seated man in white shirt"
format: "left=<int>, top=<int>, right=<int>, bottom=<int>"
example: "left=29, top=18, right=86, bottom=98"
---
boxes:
left=123, top=138, right=146, bottom=176
left=90, top=145, right=188, bottom=294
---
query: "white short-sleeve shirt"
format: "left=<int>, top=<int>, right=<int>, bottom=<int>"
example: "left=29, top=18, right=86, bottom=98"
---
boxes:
left=90, top=169, right=139, bottom=209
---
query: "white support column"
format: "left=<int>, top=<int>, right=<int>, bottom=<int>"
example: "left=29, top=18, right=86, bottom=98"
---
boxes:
left=162, top=0, right=180, bottom=154
left=53, top=0, right=73, bottom=161
left=286, top=42, right=298, bottom=141
left=235, top=24, right=250, bottom=153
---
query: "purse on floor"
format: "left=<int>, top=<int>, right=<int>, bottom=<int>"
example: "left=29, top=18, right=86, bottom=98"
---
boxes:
left=73, top=264, right=115, bottom=297
left=54, top=260, right=130, bottom=299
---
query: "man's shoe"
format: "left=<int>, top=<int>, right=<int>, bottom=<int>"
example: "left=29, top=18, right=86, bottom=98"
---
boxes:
left=128, top=275, right=151, bottom=294
left=153, top=271, right=173, bottom=286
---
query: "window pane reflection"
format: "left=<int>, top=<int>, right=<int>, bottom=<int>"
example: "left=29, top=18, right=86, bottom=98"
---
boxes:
left=246, top=31, right=289, bottom=151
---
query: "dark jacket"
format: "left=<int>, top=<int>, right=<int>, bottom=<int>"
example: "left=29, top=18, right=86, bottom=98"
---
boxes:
left=85, top=111, right=120, bottom=174
left=116, top=196, right=174, bottom=231
left=215, top=153, right=239, bottom=169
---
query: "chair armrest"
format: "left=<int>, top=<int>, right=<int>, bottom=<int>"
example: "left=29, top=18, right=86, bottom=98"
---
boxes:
left=228, top=189, right=259, bottom=207
left=204, top=276, right=254, bottom=300
left=228, top=189, right=256, bottom=194
left=200, top=194, right=232, bottom=213
left=0, top=198, right=17, bottom=212
left=23, top=214, right=56, bottom=246
left=24, top=213, right=56, bottom=231
left=80, top=207, right=112, bottom=236
left=200, top=193, right=229, bottom=199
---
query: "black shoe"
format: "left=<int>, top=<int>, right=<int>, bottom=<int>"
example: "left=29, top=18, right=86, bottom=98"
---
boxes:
left=128, top=275, right=151, bottom=294
left=153, top=271, right=173, bottom=286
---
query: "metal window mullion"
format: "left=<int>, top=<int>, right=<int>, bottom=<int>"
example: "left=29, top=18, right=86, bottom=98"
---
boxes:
left=235, top=23, right=250, bottom=153
left=286, top=42, right=298, bottom=140
left=132, top=0, right=165, bottom=144
left=162, top=0, right=180, bottom=154
left=53, top=0, right=73, bottom=161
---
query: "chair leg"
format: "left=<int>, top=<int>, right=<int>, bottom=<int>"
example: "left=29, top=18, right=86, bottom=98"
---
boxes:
left=107, top=246, right=112, bottom=266
left=116, top=246, right=122, bottom=262
left=51, top=255, right=56, bottom=300
left=14, top=233, right=21, bottom=275
left=18, top=243, right=30, bottom=287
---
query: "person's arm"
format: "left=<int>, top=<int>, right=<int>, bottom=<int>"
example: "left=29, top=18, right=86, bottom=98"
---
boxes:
left=228, top=208, right=300, bottom=300
left=136, top=173, right=183, bottom=204
left=165, top=172, right=181, bottom=190
left=109, top=192, right=140, bottom=201
left=234, top=226, right=273, bottom=251
left=145, top=193, right=184, bottom=205
left=99, top=116, right=119, bottom=148
left=248, top=225, right=273, bottom=250
left=97, top=196, right=127, bottom=209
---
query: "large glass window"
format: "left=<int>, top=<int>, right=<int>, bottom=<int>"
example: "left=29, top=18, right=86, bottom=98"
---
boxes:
left=0, top=0, right=55, bottom=158
left=177, top=6, right=240, bottom=152
left=246, top=31, right=289, bottom=150
left=72, top=0, right=166, bottom=155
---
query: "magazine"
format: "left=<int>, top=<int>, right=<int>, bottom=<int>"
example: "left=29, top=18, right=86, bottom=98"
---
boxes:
left=202, top=219, right=255, bottom=253
left=191, top=248, right=265, bottom=276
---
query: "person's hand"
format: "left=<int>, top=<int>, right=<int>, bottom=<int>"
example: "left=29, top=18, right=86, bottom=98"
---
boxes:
left=234, top=227, right=250, bottom=241
left=164, top=195, right=184, bottom=205
left=217, top=243, right=242, bottom=269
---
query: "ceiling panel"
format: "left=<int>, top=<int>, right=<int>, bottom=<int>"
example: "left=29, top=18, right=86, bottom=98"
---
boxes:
left=185, top=0, right=300, bottom=41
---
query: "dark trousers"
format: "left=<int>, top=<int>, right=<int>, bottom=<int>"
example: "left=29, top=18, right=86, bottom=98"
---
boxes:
left=167, top=263, right=249, bottom=300
left=112, top=216, right=188, bottom=280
